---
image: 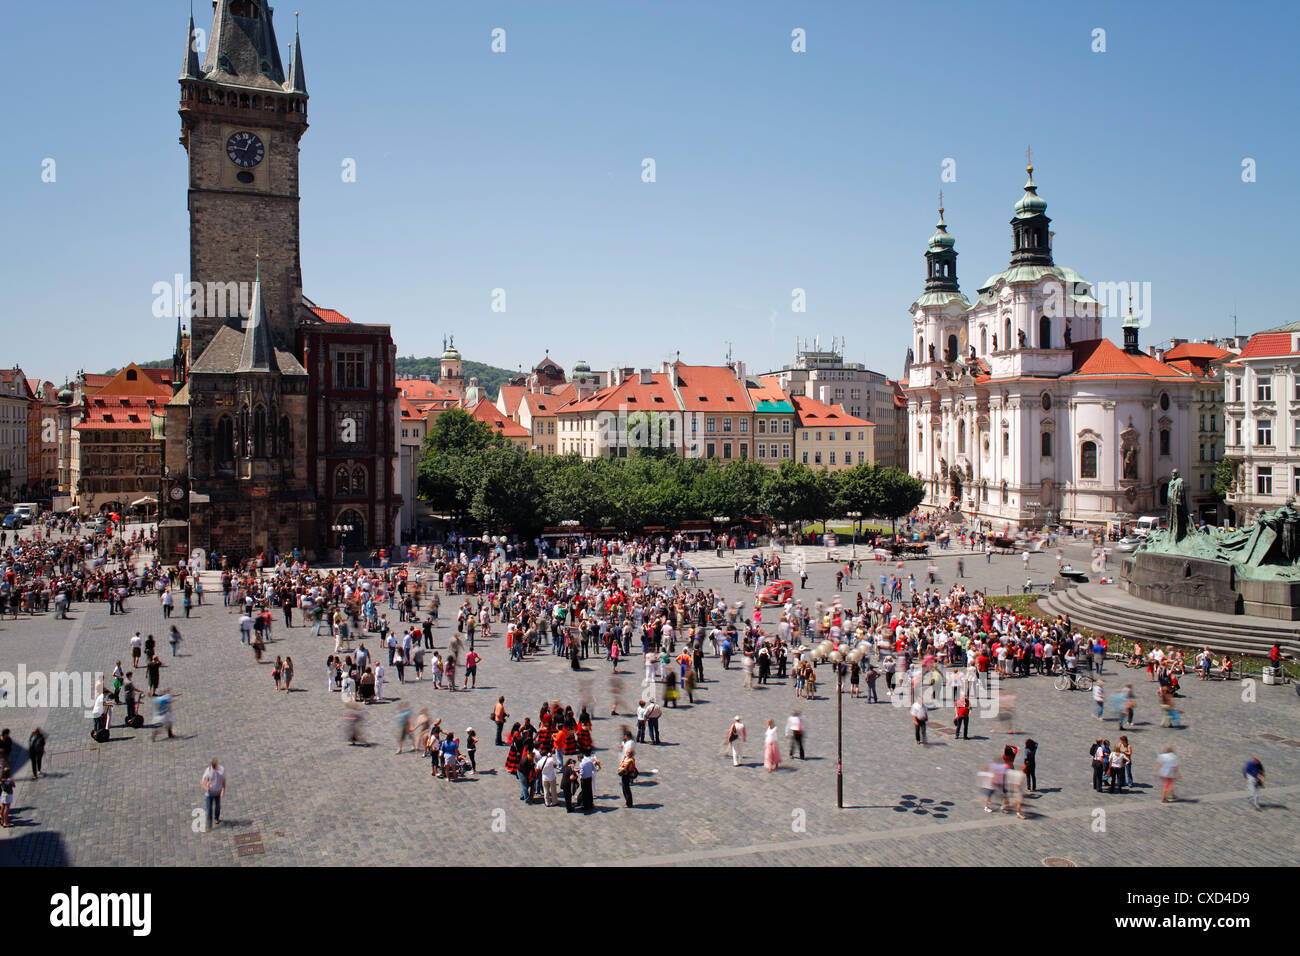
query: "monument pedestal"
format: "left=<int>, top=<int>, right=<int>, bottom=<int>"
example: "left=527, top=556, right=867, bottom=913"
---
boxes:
left=1120, top=552, right=1243, bottom=614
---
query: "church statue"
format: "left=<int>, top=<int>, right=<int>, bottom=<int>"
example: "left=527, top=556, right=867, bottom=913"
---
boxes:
left=928, top=343, right=936, bottom=362
left=1123, top=444, right=1138, bottom=480
left=969, top=345, right=977, bottom=362
left=1166, top=469, right=1189, bottom=542
left=1017, top=329, right=1027, bottom=347
left=991, top=333, right=997, bottom=350
left=1063, top=321, right=1072, bottom=346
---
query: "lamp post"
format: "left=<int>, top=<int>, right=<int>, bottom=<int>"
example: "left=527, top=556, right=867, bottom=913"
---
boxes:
left=845, top=511, right=862, bottom=558
left=805, top=638, right=870, bottom=808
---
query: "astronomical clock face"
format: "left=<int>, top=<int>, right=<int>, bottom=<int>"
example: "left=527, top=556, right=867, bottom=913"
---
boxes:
left=169, top=485, right=185, bottom=501
left=226, top=131, right=265, bottom=168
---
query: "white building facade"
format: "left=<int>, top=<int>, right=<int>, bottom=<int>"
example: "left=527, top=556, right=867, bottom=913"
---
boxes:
left=1222, top=322, right=1300, bottom=522
left=905, top=167, right=1197, bottom=530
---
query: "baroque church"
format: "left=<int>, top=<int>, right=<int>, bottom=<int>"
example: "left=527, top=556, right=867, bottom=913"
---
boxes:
left=904, top=158, right=1196, bottom=529
left=160, top=0, right=401, bottom=563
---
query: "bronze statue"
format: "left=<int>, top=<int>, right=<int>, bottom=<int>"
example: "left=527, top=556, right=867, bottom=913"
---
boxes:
left=1123, top=445, right=1138, bottom=480
left=1167, top=468, right=1188, bottom=542
left=1017, top=329, right=1027, bottom=347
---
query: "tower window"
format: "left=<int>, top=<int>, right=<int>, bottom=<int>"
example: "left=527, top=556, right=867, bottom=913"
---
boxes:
left=1039, top=315, right=1051, bottom=348
left=1041, top=432, right=1052, bottom=457
left=1159, top=429, right=1171, bottom=456
left=335, top=350, right=366, bottom=389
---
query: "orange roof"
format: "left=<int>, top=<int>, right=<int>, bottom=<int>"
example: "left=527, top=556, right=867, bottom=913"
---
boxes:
left=560, top=372, right=680, bottom=414
left=671, top=364, right=753, bottom=412
left=468, top=398, right=529, bottom=438
left=1165, top=342, right=1230, bottom=362
left=1166, top=359, right=1207, bottom=378
left=82, top=373, right=113, bottom=393
left=498, top=385, right=526, bottom=418
left=1238, top=332, right=1298, bottom=360
left=76, top=395, right=164, bottom=431
left=396, top=378, right=458, bottom=406
left=746, top=381, right=791, bottom=405
left=1067, top=339, right=1191, bottom=380
left=791, top=394, right=874, bottom=428
left=521, top=391, right=564, bottom=416
left=399, top=397, right=423, bottom=420
left=309, top=307, right=352, bottom=324
left=93, top=363, right=174, bottom=398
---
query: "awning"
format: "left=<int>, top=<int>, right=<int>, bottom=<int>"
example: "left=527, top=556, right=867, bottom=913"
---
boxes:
left=66, top=505, right=80, bottom=512
left=132, top=497, right=157, bottom=507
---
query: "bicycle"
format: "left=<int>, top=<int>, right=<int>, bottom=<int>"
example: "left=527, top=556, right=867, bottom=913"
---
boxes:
left=1053, top=672, right=1092, bottom=692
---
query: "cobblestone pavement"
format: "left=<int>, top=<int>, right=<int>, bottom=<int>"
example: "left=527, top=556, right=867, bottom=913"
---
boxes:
left=1, top=539, right=1295, bottom=867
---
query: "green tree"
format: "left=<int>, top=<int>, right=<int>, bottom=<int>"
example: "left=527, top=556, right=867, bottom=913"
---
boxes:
left=469, top=445, right=544, bottom=535
left=761, top=460, right=823, bottom=526
left=837, top=462, right=883, bottom=539
left=424, top=407, right=505, bottom=455
left=874, top=466, right=925, bottom=532
left=1212, top=458, right=1236, bottom=501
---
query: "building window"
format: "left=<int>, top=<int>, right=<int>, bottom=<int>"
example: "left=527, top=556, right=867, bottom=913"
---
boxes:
left=1041, top=432, right=1052, bottom=457
left=705, top=418, right=715, bottom=433
left=757, top=443, right=767, bottom=458
left=1080, top=441, right=1097, bottom=479
left=1159, top=392, right=1170, bottom=411
left=814, top=451, right=822, bottom=465
left=1232, top=378, right=1242, bottom=402
left=705, top=443, right=715, bottom=459
left=829, top=451, right=837, bottom=465
left=757, top=419, right=767, bottom=434
left=722, top=443, right=733, bottom=460
left=1038, top=315, right=1051, bottom=348
left=691, top=417, right=698, bottom=434
left=857, top=431, right=864, bottom=441
left=1234, top=421, right=1242, bottom=445
left=1257, top=376, right=1272, bottom=402
left=782, top=420, right=791, bottom=434
left=1159, top=429, right=1171, bottom=456
left=739, top=443, right=748, bottom=459
left=1002, top=431, right=1010, bottom=457
left=843, top=430, right=851, bottom=442
left=723, top=418, right=732, bottom=433
left=352, top=466, right=366, bottom=495
left=1257, top=466, right=1273, bottom=495
left=334, top=466, right=350, bottom=496
left=958, top=420, right=966, bottom=454
left=1294, top=420, right=1300, bottom=446
left=1294, top=466, right=1300, bottom=496
left=335, top=350, right=366, bottom=389
left=1258, top=420, right=1272, bottom=446
left=739, top=419, right=748, bottom=433
left=801, top=451, right=809, bottom=464
left=858, top=451, right=866, bottom=464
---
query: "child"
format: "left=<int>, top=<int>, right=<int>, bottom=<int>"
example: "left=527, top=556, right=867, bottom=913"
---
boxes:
left=977, top=765, right=996, bottom=813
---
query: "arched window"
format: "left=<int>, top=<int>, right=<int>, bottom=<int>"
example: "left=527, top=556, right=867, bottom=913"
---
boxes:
left=335, top=509, right=364, bottom=547
left=1158, top=482, right=1169, bottom=507
left=237, top=408, right=249, bottom=457
left=1041, top=431, right=1053, bottom=457
left=1004, top=318, right=1012, bottom=349
left=945, top=334, right=958, bottom=363
left=126, top=368, right=138, bottom=381
left=917, top=337, right=924, bottom=360
left=1002, top=431, right=1010, bottom=456
left=253, top=405, right=267, bottom=458
left=215, top=415, right=234, bottom=464
left=1039, top=315, right=1051, bottom=348
left=1001, top=480, right=1009, bottom=504
left=352, top=466, right=367, bottom=496
left=335, top=467, right=350, bottom=496
left=1080, top=441, right=1098, bottom=479
left=958, top=420, right=966, bottom=454
left=1160, top=429, right=1171, bottom=457
left=979, top=328, right=987, bottom=354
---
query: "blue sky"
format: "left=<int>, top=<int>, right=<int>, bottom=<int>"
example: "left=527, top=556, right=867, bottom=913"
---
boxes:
left=3, top=0, right=1297, bottom=384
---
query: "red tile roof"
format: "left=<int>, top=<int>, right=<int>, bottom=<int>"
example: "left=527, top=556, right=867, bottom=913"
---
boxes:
left=396, top=379, right=458, bottom=407
left=469, top=398, right=529, bottom=438
left=1165, top=342, right=1230, bottom=362
left=671, top=363, right=753, bottom=412
left=791, top=394, right=874, bottom=428
left=560, top=373, right=680, bottom=414
left=76, top=395, right=164, bottom=431
left=1067, top=338, right=1191, bottom=380
left=399, top=397, right=423, bottom=420
left=1237, top=332, right=1298, bottom=360
left=497, top=385, right=526, bottom=419
left=309, top=307, right=352, bottom=324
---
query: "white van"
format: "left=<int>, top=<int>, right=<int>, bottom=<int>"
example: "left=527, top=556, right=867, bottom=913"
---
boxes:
left=1135, top=515, right=1163, bottom=538
left=12, top=503, right=37, bottom=525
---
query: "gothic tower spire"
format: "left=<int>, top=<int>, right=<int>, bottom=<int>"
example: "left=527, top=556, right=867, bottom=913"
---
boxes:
left=181, top=6, right=202, bottom=80
left=287, top=12, right=307, bottom=94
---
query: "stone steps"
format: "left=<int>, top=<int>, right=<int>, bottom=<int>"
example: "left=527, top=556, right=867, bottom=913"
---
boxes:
left=1038, top=585, right=1300, bottom=659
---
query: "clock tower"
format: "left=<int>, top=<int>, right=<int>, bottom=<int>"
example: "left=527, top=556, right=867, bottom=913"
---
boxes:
left=179, top=0, right=308, bottom=357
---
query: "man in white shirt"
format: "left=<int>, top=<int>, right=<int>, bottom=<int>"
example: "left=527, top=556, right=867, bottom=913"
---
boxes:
left=201, top=758, right=226, bottom=829
left=785, top=711, right=805, bottom=759
left=538, top=749, right=559, bottom=807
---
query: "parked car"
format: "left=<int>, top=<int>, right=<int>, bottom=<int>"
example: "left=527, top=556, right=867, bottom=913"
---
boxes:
left=1, top=514, right=20, bottom=530
left=757, top=580, right=794, bottom=606
left=1116, top=535, right=1143, bottom=552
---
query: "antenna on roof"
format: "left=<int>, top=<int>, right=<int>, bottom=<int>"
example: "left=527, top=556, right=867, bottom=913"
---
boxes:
left=725, top=341, right=733, bottom=364
left=1231, top=302, right=1237, bottom=340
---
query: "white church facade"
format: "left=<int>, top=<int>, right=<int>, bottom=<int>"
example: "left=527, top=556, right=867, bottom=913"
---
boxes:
left=904, top=161, right=1196, bottom=530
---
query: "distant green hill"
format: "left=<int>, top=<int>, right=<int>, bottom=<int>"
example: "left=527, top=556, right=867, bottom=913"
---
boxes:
left=104, top=356, right=515, bottom=401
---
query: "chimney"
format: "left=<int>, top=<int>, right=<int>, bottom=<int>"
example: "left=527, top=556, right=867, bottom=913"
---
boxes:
left=639, top=368, right=652, bottom=386
left=732, top=360, right=746, bottom=382
left=1147, top=346, right=1155, bottom=357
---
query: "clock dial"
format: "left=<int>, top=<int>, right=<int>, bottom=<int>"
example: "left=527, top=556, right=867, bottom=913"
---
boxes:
left=226, top=131, right=265, bottom=169
left=169, top=485, right=185, bottom=501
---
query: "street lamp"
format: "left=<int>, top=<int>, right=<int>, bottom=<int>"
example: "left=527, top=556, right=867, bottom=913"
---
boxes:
left=331, top=523, right=354, bottom=565
left=805, top=638, right=871, bottom=808
left=845, top=511, right=862, bottom=558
